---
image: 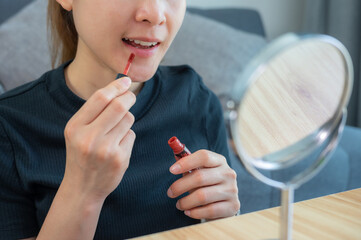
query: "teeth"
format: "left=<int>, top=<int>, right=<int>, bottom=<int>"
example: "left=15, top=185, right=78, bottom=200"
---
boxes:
left=124, top=38, right=158, bottom=47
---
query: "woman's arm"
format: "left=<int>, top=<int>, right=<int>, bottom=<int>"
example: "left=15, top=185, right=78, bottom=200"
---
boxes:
left=36, top=179, right=105, bottom=239
left=35, top=77, right=136, bottom=239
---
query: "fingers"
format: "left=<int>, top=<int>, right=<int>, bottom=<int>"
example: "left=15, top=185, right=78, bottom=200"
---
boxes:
left=74, top=77, right=132, bottom=125
left=92, top=91, right=136, bottom=134
left=107, top=112, right=135, bottom=144
left=62, top=76, right=137, bottom=202
left=167, top=150, right=240, bottom=220
left=175, top=185, right=235, bottom=211
left=118, top=130, right=136, bottom=159
left=183, top=200, right=241, bottom=220
left=169, top=150, right=225, bottom=175
left=111, top=129, right=136, bottom=175
left=167, top=168, right=224, bottom=198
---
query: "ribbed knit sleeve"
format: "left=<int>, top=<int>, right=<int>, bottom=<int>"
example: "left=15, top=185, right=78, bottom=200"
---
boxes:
left=0, top=119, right=38, bottom=239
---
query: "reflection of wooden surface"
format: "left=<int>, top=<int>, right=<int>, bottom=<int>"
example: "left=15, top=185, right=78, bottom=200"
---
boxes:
left=135, top=188, right=361, bottom=239
left=238, top=40, right=345, bottom=158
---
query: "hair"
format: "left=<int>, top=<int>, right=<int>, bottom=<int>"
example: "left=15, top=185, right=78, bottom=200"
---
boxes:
left=47, top=1, right=78, bottom=68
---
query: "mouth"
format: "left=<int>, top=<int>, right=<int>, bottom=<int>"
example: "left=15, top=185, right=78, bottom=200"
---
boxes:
left=122, top=38, right=160, bottom=49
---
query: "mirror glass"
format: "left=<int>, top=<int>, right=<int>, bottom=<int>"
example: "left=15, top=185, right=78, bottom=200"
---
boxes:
left=231, top=34, right=352, bottom=171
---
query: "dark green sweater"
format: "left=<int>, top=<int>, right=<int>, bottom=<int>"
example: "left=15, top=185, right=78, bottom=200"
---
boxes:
left=0, top=62, right=230, bottom=239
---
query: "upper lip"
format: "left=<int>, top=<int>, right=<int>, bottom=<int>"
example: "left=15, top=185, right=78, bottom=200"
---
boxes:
left=122, top=37, right=162, bottom=43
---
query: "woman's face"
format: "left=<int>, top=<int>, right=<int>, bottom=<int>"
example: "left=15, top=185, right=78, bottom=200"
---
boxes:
left=61, top=0, right=186, bottom=82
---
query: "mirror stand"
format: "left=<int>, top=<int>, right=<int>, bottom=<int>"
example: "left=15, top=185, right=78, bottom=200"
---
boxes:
left=280, top=187, right=294, bottom=240
left=276, top=110, right=347, bottom=240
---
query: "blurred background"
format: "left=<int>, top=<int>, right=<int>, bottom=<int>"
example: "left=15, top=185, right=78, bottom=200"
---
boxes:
left=0, top=0, right=360, bottom=127
left=188, top=0, right=361, bottom=127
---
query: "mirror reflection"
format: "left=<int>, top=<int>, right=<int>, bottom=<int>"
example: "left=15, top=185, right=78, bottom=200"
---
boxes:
left=238, top=39, right=346, bottom=160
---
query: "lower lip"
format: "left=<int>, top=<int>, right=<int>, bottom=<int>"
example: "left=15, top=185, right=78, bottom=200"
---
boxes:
left=123, top=41, right=160, bottom=58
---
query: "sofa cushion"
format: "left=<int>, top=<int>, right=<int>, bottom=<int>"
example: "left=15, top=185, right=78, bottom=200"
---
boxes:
left=0, top=0, right=35, bottom=24
left=162, top=11, right=267, bottom=100
left=338, top=126, right=361, bottom=189
left=0, top=0, right=50, bottom=92
left=187, top=7, right=266, bottom=37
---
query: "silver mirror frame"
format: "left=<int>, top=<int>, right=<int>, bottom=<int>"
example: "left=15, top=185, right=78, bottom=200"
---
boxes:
left=227, top=32, right=353, bottom=240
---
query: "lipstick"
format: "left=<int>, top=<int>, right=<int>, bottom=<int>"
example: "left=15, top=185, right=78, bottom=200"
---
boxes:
left=168, top=136, right=191, bottom=161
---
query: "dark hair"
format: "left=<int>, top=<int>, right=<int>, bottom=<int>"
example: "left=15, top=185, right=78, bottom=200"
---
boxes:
left=47, top=1, right=78, bottom=68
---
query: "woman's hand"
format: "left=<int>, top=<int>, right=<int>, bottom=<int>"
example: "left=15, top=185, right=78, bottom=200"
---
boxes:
left=63, top=77, right=136, bottom=203
left=37, top=77, right=136, bottom=240
left=167, top=150, right=240, bottom=220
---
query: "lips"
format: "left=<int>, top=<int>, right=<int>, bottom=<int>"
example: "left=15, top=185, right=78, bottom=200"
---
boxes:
left=122, top=38, right=160, bottom=49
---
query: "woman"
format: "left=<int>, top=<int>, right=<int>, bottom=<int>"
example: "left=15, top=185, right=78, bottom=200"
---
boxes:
left=0, top=0, right=240, bottom=239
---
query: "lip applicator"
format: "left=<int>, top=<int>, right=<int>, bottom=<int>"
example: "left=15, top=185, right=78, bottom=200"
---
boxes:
left=123, top=53, right=135, bottom=75
left=116, top=53, right=135, bottom=79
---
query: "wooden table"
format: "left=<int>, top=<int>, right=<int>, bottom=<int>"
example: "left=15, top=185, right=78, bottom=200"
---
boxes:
left=135, top=188, right=361, bottom=239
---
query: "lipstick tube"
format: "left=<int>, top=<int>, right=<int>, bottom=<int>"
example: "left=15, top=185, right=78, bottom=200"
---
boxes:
left=168, top=136, right=191, bottom=161
left=168, top=136, right=206, bottom=223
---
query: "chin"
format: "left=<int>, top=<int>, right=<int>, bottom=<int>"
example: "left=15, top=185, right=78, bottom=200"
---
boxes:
left=129, top=66, right=158, bottom=82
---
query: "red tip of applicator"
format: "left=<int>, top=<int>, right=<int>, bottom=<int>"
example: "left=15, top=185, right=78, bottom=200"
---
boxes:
left=123, top=53, right=135, bottom=75
left=168, top=136, right=185, bottom=154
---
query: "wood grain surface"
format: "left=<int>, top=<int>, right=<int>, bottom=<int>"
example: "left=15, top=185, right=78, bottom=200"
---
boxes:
left=134, top=188, right=361, bottom=240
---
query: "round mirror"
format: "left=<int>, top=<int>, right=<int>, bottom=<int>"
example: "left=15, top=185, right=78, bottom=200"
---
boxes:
left=227, top=33, right=353, bottom=240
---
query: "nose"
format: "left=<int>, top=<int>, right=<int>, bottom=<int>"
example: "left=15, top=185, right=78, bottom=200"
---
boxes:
left=135, top=0, right=166, bottom=26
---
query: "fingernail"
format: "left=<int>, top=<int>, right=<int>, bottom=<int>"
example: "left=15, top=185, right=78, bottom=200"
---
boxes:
left=167, top=188, right=174, bottom=198
left=170, top=164, right=181, bottom=174
left=120, top=77, right=131, bottom=88
left=175, top=201, right=182, bottom=210
left=184, top=210, right=190, bottom=216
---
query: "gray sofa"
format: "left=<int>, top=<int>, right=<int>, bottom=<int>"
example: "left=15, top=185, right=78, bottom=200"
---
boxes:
left=1, top=0, right=360, bottom=214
